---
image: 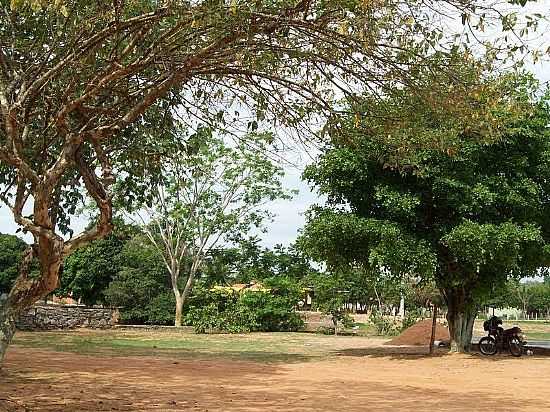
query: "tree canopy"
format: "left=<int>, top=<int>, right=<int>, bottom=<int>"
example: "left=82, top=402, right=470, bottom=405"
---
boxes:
left=299, top=74, right=550, bottom=351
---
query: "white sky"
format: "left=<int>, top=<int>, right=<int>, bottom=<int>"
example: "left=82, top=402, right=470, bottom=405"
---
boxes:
left=2, top=5, right=550, bottom=248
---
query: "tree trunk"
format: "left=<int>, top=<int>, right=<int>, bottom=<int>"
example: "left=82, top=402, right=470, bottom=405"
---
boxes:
left=429, top=305, right=438, bottom=355
left=0, top=241, right=64, bottom=366
left=0, top=299, right=16, bottom=365
left=443, top=286, right=477, bottom=353
left=174, top=293, right=184, bottom=328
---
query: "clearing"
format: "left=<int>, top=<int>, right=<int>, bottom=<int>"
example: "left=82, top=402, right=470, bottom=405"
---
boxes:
left=2, top=328, right=550, bottom=411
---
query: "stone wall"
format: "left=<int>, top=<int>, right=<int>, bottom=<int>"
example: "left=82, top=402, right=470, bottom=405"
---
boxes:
left=16, top=304, right=119, bottom=331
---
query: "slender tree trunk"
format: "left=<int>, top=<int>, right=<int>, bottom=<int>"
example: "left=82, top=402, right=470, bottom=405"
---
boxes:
left=443, top=286, right=477, bottom=353
left=174, top=292, right=184, bottom=328
left=171, top=270, right=198, bottom=327
left=429, top=305, right=438, bottom=355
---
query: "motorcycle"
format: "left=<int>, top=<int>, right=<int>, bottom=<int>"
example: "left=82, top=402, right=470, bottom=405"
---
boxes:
left=479, top=315, right=526, bottom=357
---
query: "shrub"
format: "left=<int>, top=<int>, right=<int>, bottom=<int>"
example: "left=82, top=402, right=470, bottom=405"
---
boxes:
left=401, top=308, right=423, bottom=331
left=185, top=282, right=303, bottom=333
left=370, top=310, right=400, bottom=336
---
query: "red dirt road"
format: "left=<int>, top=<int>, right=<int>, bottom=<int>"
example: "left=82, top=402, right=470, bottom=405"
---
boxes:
left=2, top=345, right=550, bottom=411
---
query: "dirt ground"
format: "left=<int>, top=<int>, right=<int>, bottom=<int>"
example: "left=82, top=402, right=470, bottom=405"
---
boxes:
left=386, top=319, right=450, bottom=346
left=2, top=342, right=550, bottom=412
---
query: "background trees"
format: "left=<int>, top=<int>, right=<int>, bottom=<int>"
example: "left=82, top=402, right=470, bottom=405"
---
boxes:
left=0, top=233, right=27, bottom=295
left=299, top=75, right=550, bottom=352
left=103, top=234, right=174, bottom=325
left=57, top=220, right=139, bottom=306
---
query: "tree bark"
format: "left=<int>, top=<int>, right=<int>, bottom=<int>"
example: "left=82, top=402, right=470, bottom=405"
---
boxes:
left=0, top=298, right=16, bottom=365
left=174, top=293, right=184, bottom=328
left=443, top=286, right=477, bottom=353
left=429, top=305, right=438, bottom=355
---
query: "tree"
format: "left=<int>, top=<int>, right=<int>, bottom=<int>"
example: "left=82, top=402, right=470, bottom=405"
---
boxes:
left=138, top=130, right=291, bottom=326
left=0, top=233, right=27, bottom=295
left=201, top=239, right=317, bottom=286
left=299, top=75, right=550, bottom=352
left=103, top=233, right=174, bottom=325
left=57, top=220, right=139, bottom=306
left=0, top=0, right=541, bottom=363
left=307, top=272, right=353, bottom=335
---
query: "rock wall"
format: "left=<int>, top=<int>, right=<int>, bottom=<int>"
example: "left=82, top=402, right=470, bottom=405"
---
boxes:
left=16, top=304, right=119, bottom=331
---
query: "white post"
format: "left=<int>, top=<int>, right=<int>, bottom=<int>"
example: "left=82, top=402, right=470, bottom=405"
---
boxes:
left=399, top=295, right=405, bottom=318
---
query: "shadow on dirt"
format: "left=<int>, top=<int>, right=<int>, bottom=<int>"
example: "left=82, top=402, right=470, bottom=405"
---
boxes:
left=333, top=344, right=550, bottom=360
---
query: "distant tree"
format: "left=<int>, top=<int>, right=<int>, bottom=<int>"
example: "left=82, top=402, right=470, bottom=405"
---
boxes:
left=529, top=282, right=550, bottom=318
left=308, top=273, right=354, bottom=335
left=57, top=220, right=139, bottom=306
left=103, top=234, right=173, bottom=325
left=0, top=233, right=27, bottom=295
left=139, top=131, right=291, bottom=327
left=202, top=239, right=317, bottom=286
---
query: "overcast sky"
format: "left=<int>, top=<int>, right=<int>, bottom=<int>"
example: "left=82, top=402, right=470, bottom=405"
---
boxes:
left=2, top=7, right=550, bottom=248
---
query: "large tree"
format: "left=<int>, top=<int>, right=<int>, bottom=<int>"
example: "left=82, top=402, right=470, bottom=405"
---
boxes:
left=0, top=0, right=542, bottom=363
left=299, top=75, right=550, bottom=352
left=138, top=130, right=291, bottom=327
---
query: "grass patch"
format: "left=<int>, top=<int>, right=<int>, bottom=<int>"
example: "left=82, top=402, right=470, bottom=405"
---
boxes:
left=12, top=329, right=387, bottom=364
left=524, top=332, right=550, bottom=341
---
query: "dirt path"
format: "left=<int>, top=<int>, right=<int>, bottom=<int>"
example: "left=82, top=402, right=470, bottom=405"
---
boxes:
left=2, top=345, right=550, bottom=411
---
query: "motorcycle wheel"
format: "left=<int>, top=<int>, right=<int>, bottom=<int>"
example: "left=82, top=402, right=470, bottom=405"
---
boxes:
left=509, top=337, right=523, bottom=357
left=479, top=336, right=497, bottom=355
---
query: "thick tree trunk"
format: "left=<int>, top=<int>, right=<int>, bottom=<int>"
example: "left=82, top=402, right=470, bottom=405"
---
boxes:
left=0, top=298, right=16, bottom=365
left=443, top=286, right=477, bottom=353
left=0, top=240, right=64, bottom=366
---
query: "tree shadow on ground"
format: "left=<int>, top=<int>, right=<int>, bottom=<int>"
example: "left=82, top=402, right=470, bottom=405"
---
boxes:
left=333, top=344, right=550, bottom=361
left=332, top=345, right=449, bottom=359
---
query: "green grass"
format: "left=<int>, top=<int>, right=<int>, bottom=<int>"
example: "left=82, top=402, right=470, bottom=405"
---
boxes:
left=523, top=332, right=550, bottom=340
left=12, top=329, right=387, bottom=364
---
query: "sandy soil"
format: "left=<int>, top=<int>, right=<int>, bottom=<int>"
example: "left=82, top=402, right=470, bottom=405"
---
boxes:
left=386, top=319, right=450, bottom=346
left=2, top=344, right=550, bottom=411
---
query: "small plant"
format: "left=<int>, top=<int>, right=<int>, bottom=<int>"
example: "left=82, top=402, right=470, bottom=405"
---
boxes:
left=370, top=310, right=400, bottom=336
left=401, top=308, right=422, bottom=331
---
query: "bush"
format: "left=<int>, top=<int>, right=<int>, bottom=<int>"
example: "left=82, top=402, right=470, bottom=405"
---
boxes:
left=147, top=292, right=176, bottom=325
left=185, top=283, right=303, bottom=334
left=401, top=308, right=423, bottom=331
left=370, top=310, right=400, bottom=336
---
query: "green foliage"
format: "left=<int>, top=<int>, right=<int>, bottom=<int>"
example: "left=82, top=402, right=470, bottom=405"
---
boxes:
left=485, top=280, right=550, bottom=317
left=301, top=75, right=550, bottom=302
left=369, top=309, right=400, bottom=336
left=58, top=221, right=139, bottom=305
left=103, top=235, right=172, bottom=325
left=185, top=283, right=303, bottom=334
left=201, top=239, right=317, bottom=286
left=0, top=233, right=27, bottom=294
left=306, top=273, right=354, bottom=333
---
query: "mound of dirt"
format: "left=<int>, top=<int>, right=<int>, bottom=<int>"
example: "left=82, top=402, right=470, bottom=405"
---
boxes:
left=386, top=319, right=450, bottom=346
